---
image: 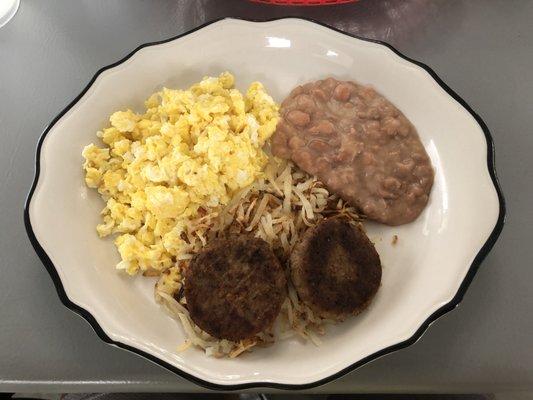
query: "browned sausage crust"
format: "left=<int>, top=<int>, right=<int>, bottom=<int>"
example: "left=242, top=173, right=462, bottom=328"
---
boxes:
left=291, top=216, right=381, bottom=320
left=184, top=236, right=286, bottom=341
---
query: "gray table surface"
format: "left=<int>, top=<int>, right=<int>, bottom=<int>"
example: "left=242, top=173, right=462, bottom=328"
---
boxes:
left=1, top=0, right=532, bottom=394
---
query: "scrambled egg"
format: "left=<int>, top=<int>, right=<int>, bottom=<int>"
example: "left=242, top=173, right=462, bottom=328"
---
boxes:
left=82, top=72, right=279, bottom=275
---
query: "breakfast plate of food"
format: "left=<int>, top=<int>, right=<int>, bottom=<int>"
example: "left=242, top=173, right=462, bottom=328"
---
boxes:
left=24, top=18, right=504, bottom=389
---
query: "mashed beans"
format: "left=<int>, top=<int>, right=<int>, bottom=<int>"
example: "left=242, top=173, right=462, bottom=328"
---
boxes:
left=272, top=78, right=434, bottom=225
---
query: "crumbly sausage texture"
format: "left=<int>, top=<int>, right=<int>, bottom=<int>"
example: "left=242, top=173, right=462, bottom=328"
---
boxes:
left=291, top=216, right=382, bottom=320
left=184, top=236, right=287, bottom=341
left=272, top=77, right=434, bottom=225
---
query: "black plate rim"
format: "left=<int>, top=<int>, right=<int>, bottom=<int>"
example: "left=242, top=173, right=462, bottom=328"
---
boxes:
left=23, top=16, right=506, bottom=391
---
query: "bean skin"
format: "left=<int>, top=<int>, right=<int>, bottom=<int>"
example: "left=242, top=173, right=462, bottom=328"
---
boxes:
left=288, top=136, right=305, bottom=150
left=296, top=94, right=316, bottom=111
left=309, top=120, right=335, bottom=135
left=309, top=139, right=331, bottom=153
left=333, top=84, right=352, bottom=102
left=287, top=110, right=310, bottom=126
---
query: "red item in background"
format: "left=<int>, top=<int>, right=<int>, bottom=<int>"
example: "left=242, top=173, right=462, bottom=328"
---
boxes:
left=250, top=0, right=357, bottom=5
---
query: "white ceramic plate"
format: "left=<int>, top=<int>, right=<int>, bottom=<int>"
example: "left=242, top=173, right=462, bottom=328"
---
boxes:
left=25, top=18, right=504, bottom=389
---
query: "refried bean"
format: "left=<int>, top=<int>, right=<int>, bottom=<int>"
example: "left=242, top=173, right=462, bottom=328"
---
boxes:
left=271, top=78, right=434, bottom=225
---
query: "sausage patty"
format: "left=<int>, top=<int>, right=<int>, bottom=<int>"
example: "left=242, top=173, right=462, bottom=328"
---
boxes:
left=184, top=236, right=286, bottom=342
left=291, top=216, right=381, bottom=320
